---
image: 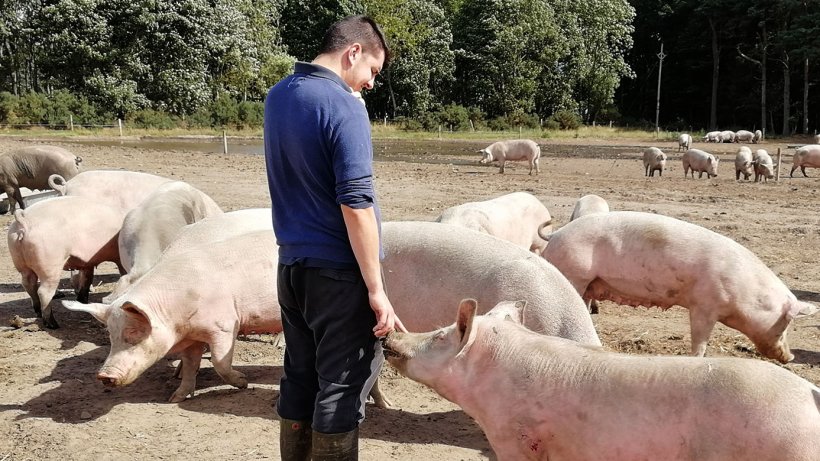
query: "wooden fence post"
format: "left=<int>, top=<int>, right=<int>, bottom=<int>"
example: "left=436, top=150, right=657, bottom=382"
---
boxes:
left=223, top=130, right=228, bottom=154
left=118, top=118, right=123, bottom=137
left=69, top=114, right=74, bottom=131
left=776, top=148, right=782, bottom=182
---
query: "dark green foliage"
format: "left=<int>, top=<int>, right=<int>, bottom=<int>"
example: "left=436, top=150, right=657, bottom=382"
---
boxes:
left=547, top=110, right=582, bottom=130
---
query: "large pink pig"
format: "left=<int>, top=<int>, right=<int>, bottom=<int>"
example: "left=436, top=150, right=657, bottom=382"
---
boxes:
left=8, top=196, right=125, bottom=328
left=384, top=299, right=820, bottom=460
left=49, top=169, right=173, bottom=212
left=542, top=211, right=818, bottom=362
left=790, top=144, right=820, bottom=177
left=682, top=148, right=719, bottom=178
left=62, top=230, right=281, bottom=402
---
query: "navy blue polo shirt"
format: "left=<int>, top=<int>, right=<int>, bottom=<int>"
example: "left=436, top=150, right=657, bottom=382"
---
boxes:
left=264, top=62, right=382, bottom=268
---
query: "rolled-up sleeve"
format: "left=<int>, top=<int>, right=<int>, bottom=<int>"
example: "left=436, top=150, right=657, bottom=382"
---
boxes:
left=336, top=176, right=375, bottom=209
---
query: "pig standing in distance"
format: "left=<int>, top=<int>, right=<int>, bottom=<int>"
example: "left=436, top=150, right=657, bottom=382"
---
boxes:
left=542, top=211, right=818, bottom=362
left=106, top=181, right=223, bottom=302
left=814, top=134, right=820, bottom=144
left=383, top=299, right=820, bottom=461
left=434, top=192, right=552, bottom=254
left=50, top=169, right=173, bottom=213
left=8, top=196, right=125, bottom=329
left=703, top=131, right=721, bottom=142
left=735, top=130, right=755, bottom=143
left=735, top=146, right=754, bottom=180
left=754, top=129, right=763, bottom=143
left=719, top=130, right=736, bottom=143
left=682, top=148, right=719, bottom=178
left=569, top=194, right=609, bottom=221
left=478, top=139, right=540, bottom=175
left=64, top=230, right=282, bottom=403
left=791, top=145, right=820, bottom=177
left=642, top=147, right=667, bottom=177
left=753, top=149, right=775, bottom=183
left=0, top=145, right=82, bottom=212
left=677, top=133, right=691, bottom=152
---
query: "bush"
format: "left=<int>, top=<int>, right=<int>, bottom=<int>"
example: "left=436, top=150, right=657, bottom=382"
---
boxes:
left=237, top=101, right=264, bottom=128
left=128, top=109, right=177, bottom=129
left=209, top=93, right=240, bottom=127
left=16, top=92, right=49, bottom=125
left=0, top=92, right=19, bottom=125
left=547, top=110, right=582, bottom=130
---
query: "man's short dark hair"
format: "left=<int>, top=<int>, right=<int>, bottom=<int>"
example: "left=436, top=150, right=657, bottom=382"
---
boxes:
left=319, top=15, right=391, bottom=67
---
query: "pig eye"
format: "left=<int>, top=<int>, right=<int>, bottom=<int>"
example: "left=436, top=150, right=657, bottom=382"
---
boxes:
left=433, top=331, right=446, bottom=341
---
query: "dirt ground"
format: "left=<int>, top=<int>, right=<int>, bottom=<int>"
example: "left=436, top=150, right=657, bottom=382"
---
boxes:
left=0, top=134, right=818, bottom=460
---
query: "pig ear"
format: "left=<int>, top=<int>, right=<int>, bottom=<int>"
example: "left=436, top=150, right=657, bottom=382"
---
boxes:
left=62, top=300, right=111, bottom=324
left=456, top=298, right=478, bottom=352
left=513, top=300, right=527, bottom=325
left=793, top=302, right=819, bottom=319
left=121, top=301, right=153, bottom=329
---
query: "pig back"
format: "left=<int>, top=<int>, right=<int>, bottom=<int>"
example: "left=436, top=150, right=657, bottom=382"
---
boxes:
left=382, top=221, right=599, bottom=345
left=794, top=145, right=820, bottom=167
left=63, top=170, right=173, bottom=212
left=163, top=208, right=272, bottom=257
left=1, top=146, right=80, bottom=189
left=493, top=139, right=539, bottom=161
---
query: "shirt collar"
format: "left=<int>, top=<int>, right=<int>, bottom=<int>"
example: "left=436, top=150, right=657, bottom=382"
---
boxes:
left=294, top=62, right=352, bottom=93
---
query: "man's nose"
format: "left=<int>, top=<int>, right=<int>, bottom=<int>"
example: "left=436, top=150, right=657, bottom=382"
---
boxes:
left=363, top=78, right=375, bottom=90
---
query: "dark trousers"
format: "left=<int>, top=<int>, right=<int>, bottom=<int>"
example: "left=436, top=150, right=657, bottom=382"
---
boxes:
left=276, top=263, right=383, bottom=434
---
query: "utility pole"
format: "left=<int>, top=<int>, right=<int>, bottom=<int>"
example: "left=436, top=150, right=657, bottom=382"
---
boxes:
left=655, top=42, right=666, bottom=133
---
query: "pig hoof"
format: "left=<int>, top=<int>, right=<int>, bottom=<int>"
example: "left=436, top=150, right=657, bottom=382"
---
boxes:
left=226, top=372, right=248, bottom=389
left=169, top=390, right=191, bottom=403
left=43, top=318, right=60, bottom=329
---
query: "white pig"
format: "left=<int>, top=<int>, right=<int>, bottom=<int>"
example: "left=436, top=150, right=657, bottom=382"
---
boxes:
left=734, top=146, right=754, bottom=180
left=49, top=169, right=173, bottom=213
left=703, top=131, right=721, bottom=142
left=163, top=208, right=272, bottom=256
left=790, top=144, right=820, bottom=177
left=815, top=134, right=820, bottom=144
left=106, top=181, right=223, bottom=302
left=63, top=230, right=282, bottom=403
left=541, top=211, right=818, bottom=362
left=754, top=129, right=763, bottom=143
left=719, top=130, right=736, bottom=143
left=383, top=299, right=820, bottom=461
left=478, top=139, right=540, bottom=175
left=0, top=145, right=82, bottom=212
left=753, top=149, right=775, bottom=183
left=677, top=133, right=691, bottom=152
left=682, top=148, right=719, bottom=178
left=434, top=192, right=552, bottom=254
left=8, top=196, right=125, bottom=328
left=569, top=194, right=609, bottom=221
left=642, top=147, right=667, bottom=177
left=735, top=130, right=755, bottom=143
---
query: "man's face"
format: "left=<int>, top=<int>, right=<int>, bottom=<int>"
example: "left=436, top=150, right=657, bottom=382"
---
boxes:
left=345, top=44, right=384, bottom=92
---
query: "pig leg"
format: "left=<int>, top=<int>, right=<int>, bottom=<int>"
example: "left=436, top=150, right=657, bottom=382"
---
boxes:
left=534, top=157, right=540, bottom=174
left=688, top=309, right=717, bottom=357
left=169, top=343, right=205, bottom=403
left=75, top=267, right=94, bottom=303
left=369, top=378, right=393, bottom=409
left=12, top=187, right=25, bottom=210
left=208, top=334, right=247, bottom=389
left=20, top=269, right=41, bottom=316
left=37, top=272, right=62, bottom=329
left=801, top=166, right=808, bottom=177
left=498, top=159, right=506, bottom=174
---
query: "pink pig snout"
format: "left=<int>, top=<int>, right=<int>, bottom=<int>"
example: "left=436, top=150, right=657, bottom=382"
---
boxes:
left=97, top=370, right=123, bottom=387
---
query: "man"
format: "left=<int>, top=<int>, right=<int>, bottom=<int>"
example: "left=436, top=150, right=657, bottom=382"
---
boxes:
left=263, top=15, right=405, bottom=461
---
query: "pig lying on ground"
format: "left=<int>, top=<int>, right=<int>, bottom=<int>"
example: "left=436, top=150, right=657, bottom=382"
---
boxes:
left=735, top=146, right=754, bottom=180
left=63, top=230, right=282, bottom=403
left=682, top=148, right=719, bottom=178
left=478, top=139, right=540, bottom=175
left=8, top=196, right=125, bottom=329
left=569, top=194, right=609, bottom=221
left=754, top=129, right=763, bottom=143
left=383, top=299, right=820, bottom=461
left=434, top=192, right=552, bottom=254
left=642, top=147, right=667, bottom=177
left=735, top=130, right=755, bottom=143
left=790, top=145, right=820, bottom=177
left=753, top=149, right=775, bottom=183
left=677, top=133, right=691, bottom=152
left=0, top=145, right=82, bottom=212
left=541, top=211, right=817, bottom=362
left=50, top=169, right=173, bottom=212
left=105, top=182, right=223, bottom=302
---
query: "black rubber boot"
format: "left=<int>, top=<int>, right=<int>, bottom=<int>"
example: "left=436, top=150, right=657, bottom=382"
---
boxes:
left=279, top=418, right=312, bottom=461
left=311, top=427, right=358, bottom=461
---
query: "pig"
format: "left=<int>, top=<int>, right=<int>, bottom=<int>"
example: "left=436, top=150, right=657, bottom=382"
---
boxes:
left=541, top=211, right=818, bottom=362
left=382, top=221, right=600, bottom=345
left=105, top=181, right=224, bottom=302
left=703, top=131, right=721, bottom=142
left=163, top=208, right=272, bottom=257
left=642, top=147, right=667, bottom=177
left=0, top=145, right=82, bottom=212
left=719, top=130, right=736, bottom=143
left=815, top=134, right=820, bottom=144
left=434, top=192, right=552, bottom=254
left=753, top=149, right=775, bottom=183
left=49, top=169, right=173, bottom=212
left=478, top=139, right=540, bottom=175
left=569, top=194, right=609, bottom=221
left=682, top=148, right=719, bottom=178
left=791, top=145, right=820, bottom=177
left=677, top=133, right=691, bottom=152
left=734, top=146, right=754, bottom=180
left=735, top=130, right=755, bottom=143
left=8, top=196, right=125, bottom=328
left=383, top=299, right=820, bottom=461
left=62, top=230, right=282, bottom=403
left=754, top=129, right=763, bottom=143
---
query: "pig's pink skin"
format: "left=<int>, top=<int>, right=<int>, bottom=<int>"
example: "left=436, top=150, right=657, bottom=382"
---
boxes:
left=682, top=149, right=719, bottom=178
left=790, top=145, right=820, bottom=177
left=542, top=211, right=817, bottom=363
left=8, top=196, right=125, bottom=328
left=385, top=301, right=820, bottom=461
left=55, top=170, right=172, bottom=212
left=64, top=230, right=281, bottom=402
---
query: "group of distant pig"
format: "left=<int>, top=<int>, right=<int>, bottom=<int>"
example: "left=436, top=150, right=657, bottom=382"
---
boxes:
left=2, top=144, right=819, bottom=459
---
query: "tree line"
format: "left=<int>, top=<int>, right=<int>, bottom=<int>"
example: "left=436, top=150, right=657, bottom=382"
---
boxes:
left=1, top=0, right=818, bottom=134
